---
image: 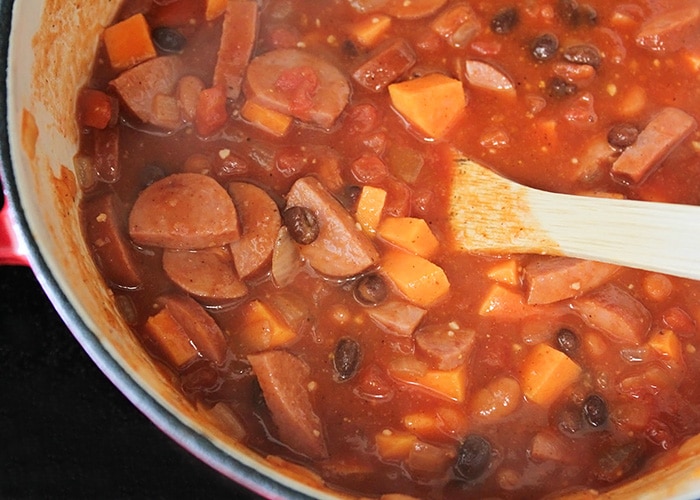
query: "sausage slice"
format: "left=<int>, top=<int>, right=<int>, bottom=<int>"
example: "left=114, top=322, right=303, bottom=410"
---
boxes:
left=143, top=294, right=228, bottom=369
left=286, top=176, right=379, bottom=277
left=83, top=192, right=141, bottom=288
left=129, top=173, right=240, bottom=249
left=163, top=246, right=248, bottom=302
left=244, top=48, right=350, bottom=129
left=248, top=350, right=328, bottom=460
left=213, top=0, right=258, bottom=99
left=228, top=182, right=282, bottom=279
left=110, top=56, right=183, bottom=129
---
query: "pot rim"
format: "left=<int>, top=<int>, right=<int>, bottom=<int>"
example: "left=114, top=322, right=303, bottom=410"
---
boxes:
left=0, top=1, right=312, bottom=497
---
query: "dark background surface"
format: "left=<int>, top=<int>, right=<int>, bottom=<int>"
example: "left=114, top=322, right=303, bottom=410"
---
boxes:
left=0, top=264, right=262, bottom=499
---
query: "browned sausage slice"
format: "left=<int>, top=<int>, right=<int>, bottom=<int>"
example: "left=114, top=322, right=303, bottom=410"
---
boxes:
left=611, top=107, right=697, bottom=184
left=163, top=246, right=248, bottom=302
left=415, top=325, right=475, bottom=370
left=352, top=38, right=416, bottom=93
left=524, top=257, right=620, bottom=305
left=213, top=0, right=258, bottom=99
left=143, top=294, right=228, bottom=369
left=129, top=173, right=240, bottom=249
left=228, top=182, right=282, bottom=279
left=82, top=192, right=141, bottom=288
left=110, top=56, right=183, bottom=129
left=248, top=350, right=328, bottom=460
left=286, top=176, right=379, bottom=277
left=636, top=6, right=700, bottom=53
left=571, top=284, right=651, bottom=345
left=244, top=48, right=350, bottom=129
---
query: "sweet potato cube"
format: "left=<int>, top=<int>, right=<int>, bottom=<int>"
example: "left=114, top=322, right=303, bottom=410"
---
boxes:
left=375, top=430, right=418, bottom=460
left=403, top=407, right=467, bottom=440
left=388, top=73, right=465, bottom=138
left=478, top=283, right=529, bottom=317
left=103, top=13, right=156, bottom=70
left=141, top=294, right=229, bottom=370
left=519, top=344, right=582, bottom=407
left=205, top=0, right=228, bottom=20
left=143, top=307, right=198, bottom=369
left=381, top=249, right=450, bottom=307
left=355, top=185, right=387, bottom=234
left=378, top=217, right=439, bottom=258
left=648, top=329, right=684, bottom=370
left=241, top=99, right=293, bottom=137
left=389, top=359, right=467, bottom=402
left=347, top=15, right=392, bottom=48
left=487, top=259, right=520, bottom=286
left=239, top=299, right=298, bottom=352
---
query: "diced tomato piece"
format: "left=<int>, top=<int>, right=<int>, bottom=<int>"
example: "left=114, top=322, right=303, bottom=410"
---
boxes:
left=344, top=103, right=381, bottom=134
left=194, top=86, right=228, bottom=136
left=351, top=153, right=388, bottom=183
left=274, top=65, right=320, bottom=117
left=78, top=89, right=117, bottom=129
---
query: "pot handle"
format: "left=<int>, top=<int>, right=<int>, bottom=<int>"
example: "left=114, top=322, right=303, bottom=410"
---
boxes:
left=0, top=201, right=29, bottom=267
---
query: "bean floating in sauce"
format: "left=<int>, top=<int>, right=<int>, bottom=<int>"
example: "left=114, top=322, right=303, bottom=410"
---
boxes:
left=354, top=273, right=388, bottom=305
left=555, top=328, right=580, bottom=356
left=491, top=7, right=519, bottom=35
left=455, top=434, right=492, bottom=481
left=563, top=44, right=602, bottom=69
left=152, top=27, right=186, bottom=54
left=333, top=337, right=362, bottom=381
left=283, top=206, right=320, bottom=245
left=531, top=33, right=559, bottom=61
left=583, top=394, right=608, bottom=427
left=608, top=123, right=640, bottom=150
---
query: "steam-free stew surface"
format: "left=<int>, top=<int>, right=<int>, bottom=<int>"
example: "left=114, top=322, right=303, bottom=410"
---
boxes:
left=77, top=0, right=700, bottom=498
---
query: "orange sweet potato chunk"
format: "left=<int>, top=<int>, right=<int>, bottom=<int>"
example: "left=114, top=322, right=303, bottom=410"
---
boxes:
left=519, top=344, right=582, bottom=407
left=103, top=13, right=156, bottom=70
left=388, top=73, right=465, bottom=138
left=381, top=249, right=450, bottom=307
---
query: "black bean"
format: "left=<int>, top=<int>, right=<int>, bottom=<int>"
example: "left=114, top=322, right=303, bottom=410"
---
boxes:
left=563, top=44, right=602, bottom=69
left=548, top=77, right=577, bottom=98
left=578, top=4, right=598, bottom=25
left=607, top=123, right=639, bottom=150
left=342, top=39, right=360, bottom=58
left=333, top=337, right=362, bottom=381
left=583, top=394, right=608, bottom=427
left=354, top=274, right=388, bottom=305
left=555, top=328, right=579, bottom=356
left=557, top=0, right=579, bottom=24
left=140, top=163, right=166, bottom=187
left=558, top=0, right=597, bottom=26
left=340, top=185, right=362, bottom=210
left=491, top=7, right=519, bottom=35
left=557, top=403, right=583, bottom=434
left=455, top=434, right=492, bottom=481
left=531, top=33, right=559, bottom=61
left=152, top=27, right=186, bottom=54
left=283, top=206, right=320, bottom=245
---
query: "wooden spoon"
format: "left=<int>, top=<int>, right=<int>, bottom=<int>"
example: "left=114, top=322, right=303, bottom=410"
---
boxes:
left=449, top=156, right=700, bottom=280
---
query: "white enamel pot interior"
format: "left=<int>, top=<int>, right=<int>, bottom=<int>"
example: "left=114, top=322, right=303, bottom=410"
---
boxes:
left=3, top=1, right=700, bottom=499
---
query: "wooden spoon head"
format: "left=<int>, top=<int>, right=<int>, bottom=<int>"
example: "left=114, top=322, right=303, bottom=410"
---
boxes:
left=449, top=156, right=561, bottom=256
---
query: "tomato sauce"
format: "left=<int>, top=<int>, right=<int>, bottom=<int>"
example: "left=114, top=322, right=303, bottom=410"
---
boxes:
left=77, top=0, right=700, bottom=498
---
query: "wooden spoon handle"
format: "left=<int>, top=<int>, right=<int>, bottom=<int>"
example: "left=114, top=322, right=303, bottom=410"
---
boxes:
left=528, top=190, right=700, bottom=279
left=450, top=157, right=700, bottom=279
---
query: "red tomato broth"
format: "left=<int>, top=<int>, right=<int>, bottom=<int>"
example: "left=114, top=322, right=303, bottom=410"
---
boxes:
left=76, top=0, right=700, bottom=498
